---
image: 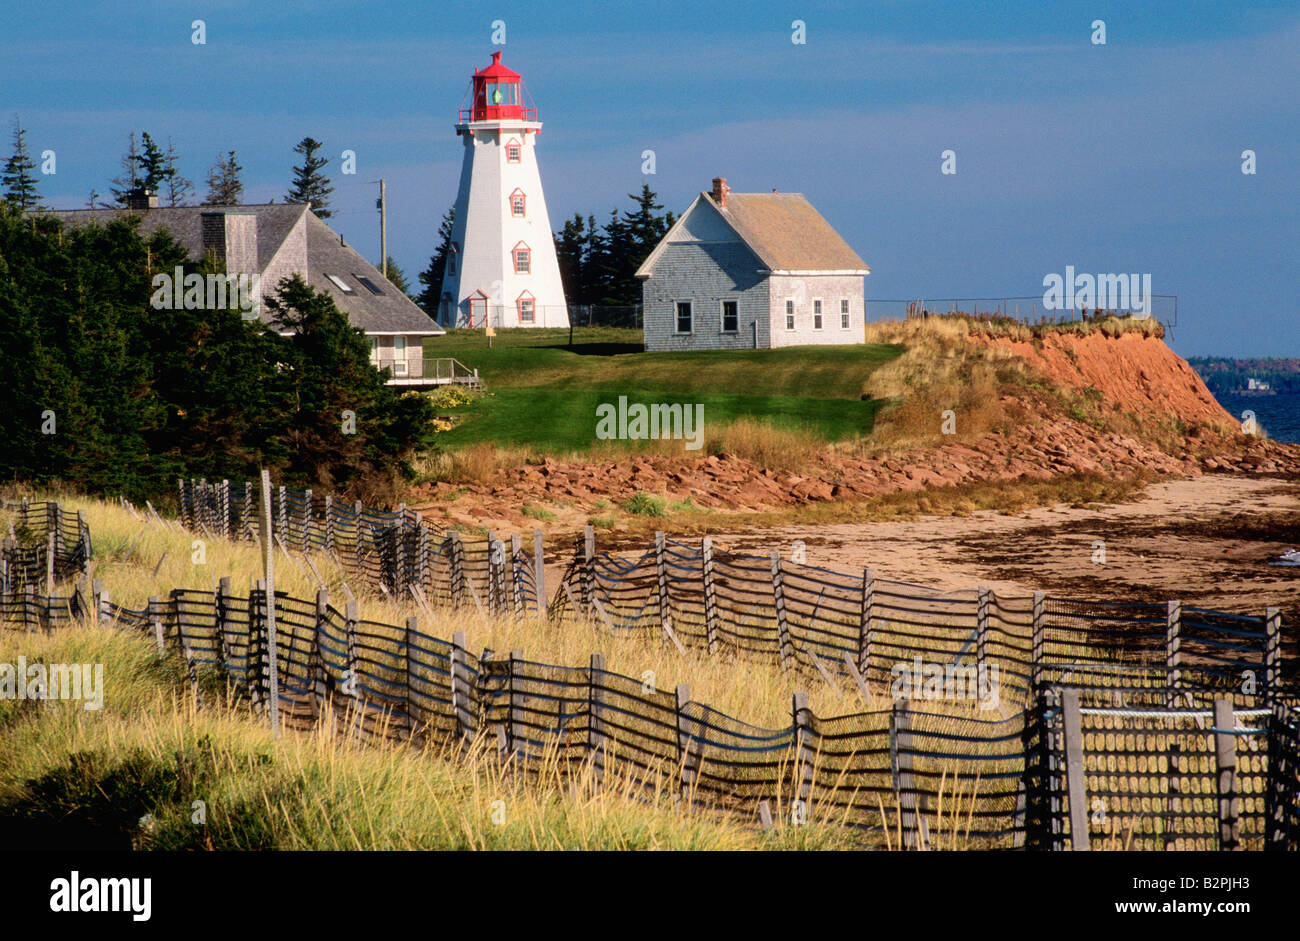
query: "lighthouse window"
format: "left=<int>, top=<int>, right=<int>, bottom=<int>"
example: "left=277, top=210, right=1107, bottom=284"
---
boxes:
left=513, top=245, right=531, bottom=274
left=510, top=191, right=526, bottom=217
left=506, top=143, right=522, bottom=163
left=518, top=294, right=535, bottom=323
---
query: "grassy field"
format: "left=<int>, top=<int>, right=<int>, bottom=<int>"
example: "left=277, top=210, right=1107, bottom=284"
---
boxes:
left=423, top=328, right=903, bottom=452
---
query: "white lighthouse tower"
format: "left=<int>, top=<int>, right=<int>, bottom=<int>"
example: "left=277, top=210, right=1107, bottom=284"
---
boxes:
left=439, top=52, right=568, bottom=329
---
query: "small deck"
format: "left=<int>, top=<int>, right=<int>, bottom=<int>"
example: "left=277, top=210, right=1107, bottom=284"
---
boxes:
left=376, top=357, right=483, bottom=390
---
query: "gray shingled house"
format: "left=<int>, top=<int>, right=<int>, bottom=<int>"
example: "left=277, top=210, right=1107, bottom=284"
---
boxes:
left=635, top=178, right=870, bottom=351
left=38, top=195, right=445, bottom=384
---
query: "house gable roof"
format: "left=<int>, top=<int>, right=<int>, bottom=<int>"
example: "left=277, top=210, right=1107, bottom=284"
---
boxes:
left=32, top=203, right=443, bottom=336
left=636, top=191, right=870, bottom=278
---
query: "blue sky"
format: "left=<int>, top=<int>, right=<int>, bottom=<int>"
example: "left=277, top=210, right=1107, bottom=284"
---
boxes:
left=4, top=0, right=1296, bottom=356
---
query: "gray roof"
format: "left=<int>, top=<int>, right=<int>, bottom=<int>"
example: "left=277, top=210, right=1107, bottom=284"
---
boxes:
left=35, top=203, right=443, bottom=336
left=637, top=191, right=870, bottom=277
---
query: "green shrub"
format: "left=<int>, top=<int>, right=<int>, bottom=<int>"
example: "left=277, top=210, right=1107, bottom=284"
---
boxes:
left=620, top=492, right=666, bottom=517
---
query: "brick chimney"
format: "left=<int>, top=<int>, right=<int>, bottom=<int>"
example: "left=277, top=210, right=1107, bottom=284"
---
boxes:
left=126, top=189, right=159, bottom=210
left=711, top=177, right=729, bottom=208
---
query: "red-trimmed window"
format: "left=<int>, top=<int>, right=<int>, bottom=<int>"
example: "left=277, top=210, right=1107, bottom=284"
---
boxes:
left=517, top=291, right=536, bottom=324
left=512, top=242, right=531, bottom=274
left=509, top=188, right=526, bottom=217
left=505, top=138, right=522, bottom=163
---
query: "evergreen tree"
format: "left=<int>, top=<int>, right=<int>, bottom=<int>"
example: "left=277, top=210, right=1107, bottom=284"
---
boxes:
left=162, top=136, right=194, bottom=207
left=2, top=116, right=43, bottom=211
left=416, top=206, right=455, bottom=318
left=109, top=132, right=140, bottom=205
left=203, top=151, right=244, bottom=206
left=378, top=256, right=412, bottom=297
left=554, top=213, right=589, bottom=304
left=264, top=275, right=435, bottom=494
left=285, top=137, right=333, bottom=218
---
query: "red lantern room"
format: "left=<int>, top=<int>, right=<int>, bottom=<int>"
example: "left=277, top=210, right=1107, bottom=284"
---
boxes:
left=459, top=51, right=538, bottom=123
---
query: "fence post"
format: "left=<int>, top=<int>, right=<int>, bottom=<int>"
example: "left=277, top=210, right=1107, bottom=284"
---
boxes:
left=277, top=485, right=287, bottom=546
left=242, top=479, right=255, bottom=541
left=654, top=531, right=670, bottom=635
left=701, top=536, right=719, bottom=655
left=394, top=505, right=408, bottom=596
left=417, top=518, right=431, bottom=599
left=1213, top=697, right=1240, bottom=850
left=1263, top=608, right=1280, bottom=703
left=451, top=630, right=473, bottom=743
left=343, top=600, right=361, bottom=736
left=890, top=699, right=918, bottom=849
left=303, top=489, right=314, bottom=550
left=1165, top=600, right=1182, bottom=695
left=148, top=595, right=164, bottom=655
left=793, top=691, right=817, bottom=820
left=585, top=525, right=597, bottom=618
left=92, top=578, right=105, bottom=625
left=215, top=576, right=231, bottom=675
left=1061, top=689, right=1090, bottom=851
left=976, top=585, right=991, bottom=671
left=858, top=567, right=875, bottom=679
left=771, top=551, right=792, bottom=670
left=220, top=479, right=230, bottom=540
left=510, top=533, right=524, bottom=616
left=507, top=649, right=523, bottom=759
left=177, top=478, right=188, bottom=528
left=404, top=615, right=419, bottom=742
left=312, top=588, right=329, bottom=712
left=590, top=653, right=606, bottom=783
left=23, top=582, right=36, bottom=633
left=45, top=531, right=55, bottom=596
left=676, top=683, right=695, bottom=808
left=487, top=531, right=502, bottom=616
left=533, top=530, right=547, bottom=619
left=449, top=531, right=464, bottom=609
left=1031, top=591, right=1046, bottom=690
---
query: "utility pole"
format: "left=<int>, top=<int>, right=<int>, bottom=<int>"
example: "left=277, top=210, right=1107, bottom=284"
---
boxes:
left=377, top=178, right=387, bottom=278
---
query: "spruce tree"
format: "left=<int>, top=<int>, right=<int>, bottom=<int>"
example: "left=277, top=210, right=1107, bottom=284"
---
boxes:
left=416, top=206, right=455, bottom=317
left=285, top=137, right=333, bottom=218
left=2, top=116, right=43, bottom=211
left=109, top=132, right=140, bottom=205
left=203, top=151, right=244, bottom=206
left=162, top=136, right=194, bottom=206
left=554, top=213, right=589, bottom=304
left=378, top=256, right=412, bottom=296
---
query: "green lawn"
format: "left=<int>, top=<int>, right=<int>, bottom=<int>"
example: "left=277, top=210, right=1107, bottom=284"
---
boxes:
left=422, top=328, right=903, bottom=452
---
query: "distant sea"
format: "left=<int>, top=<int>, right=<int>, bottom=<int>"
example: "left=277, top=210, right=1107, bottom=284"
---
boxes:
left=1212, top=392, right=1300, bottom=444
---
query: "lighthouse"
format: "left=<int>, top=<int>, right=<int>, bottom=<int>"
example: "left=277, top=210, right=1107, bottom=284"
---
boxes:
left=439, top=52, right=568, bottom=329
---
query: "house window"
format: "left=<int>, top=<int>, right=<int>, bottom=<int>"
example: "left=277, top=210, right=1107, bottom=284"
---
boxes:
left=369, top=337, right=378, bottom=360
left=840, top=299, right=850, bottom=328
left=505, top=139, right=522, bottom=163
left=355, top=275, right=384, bottom=295
left=510, top=189, right=526, bottom=217
left=326, top=273, right=355, bottom=294
left=721, top=300, right=738, bottom=333
left=786, top=299, right=794, bottom=317
left=513, top=242, right=531, bottom=274
left=392, top=336, right=408, bottom=375
left=676, top=301, right=693, bottom=334
left=785, top=313, right=795, bottom=330
left=813, top=299, right=823, bottom=330
left=517, top=291, right=535, bottom=323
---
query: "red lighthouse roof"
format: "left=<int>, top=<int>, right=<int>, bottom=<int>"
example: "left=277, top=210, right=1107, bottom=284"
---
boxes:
left=460, top=51, right=538, bottom=123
